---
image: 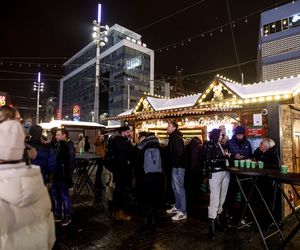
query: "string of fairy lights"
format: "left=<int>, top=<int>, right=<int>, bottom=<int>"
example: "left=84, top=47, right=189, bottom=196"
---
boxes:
left=0, top=0, right=295, bottom=86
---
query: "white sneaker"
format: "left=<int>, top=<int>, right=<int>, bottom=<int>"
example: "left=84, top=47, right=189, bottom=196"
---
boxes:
left=171, top=212, right=187, bottom=221
left=166, top=206, right=179, bottom=214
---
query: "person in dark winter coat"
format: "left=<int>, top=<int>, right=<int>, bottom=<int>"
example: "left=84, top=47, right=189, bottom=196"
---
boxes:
left=51, top=128, right=75, bottom=226
left=137, top=133, right=163, bottom=227
left=204, top=129, right=231, bottom=240
left=49, top=127, right=58, bottom=150
left=253, top=138, right=281, bottom=225
left=227, top=126, right=252, bottom=160
left=27, top=125, right=57, bottom=184
left=253, top=138, right=280, bottom=169
left=110, top=126, right=133, bottom=221
left=185, top=137, right=204, bottom=211
left=84, top=136, right=91, bottom=152
left=166, top=121, right=187, bottom=221
left=224, top=125, right=252, bottom=224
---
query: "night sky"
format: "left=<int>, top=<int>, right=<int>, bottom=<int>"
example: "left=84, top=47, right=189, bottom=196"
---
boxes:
left=0, top=0, right=294, bottom=109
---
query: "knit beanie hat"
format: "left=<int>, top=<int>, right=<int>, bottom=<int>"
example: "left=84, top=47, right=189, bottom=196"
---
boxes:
left=234, top=125, right=246, bottom=135
left=0, top=120, right=25, bottom=161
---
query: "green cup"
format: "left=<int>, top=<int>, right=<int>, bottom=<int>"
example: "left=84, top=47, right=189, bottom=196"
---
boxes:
left=245, top=160, right=251, bottom=168
left=280, top=165, right=288, bottom=174
left=240, top=160, right=245, bottom=168
left=251, top=161, right=256, bottom=168
left=234, top=160, right=239, bottom=167
left=258, top=161, right=264, bottom=169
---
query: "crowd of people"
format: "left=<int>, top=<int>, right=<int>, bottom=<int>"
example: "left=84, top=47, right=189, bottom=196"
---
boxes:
left=0, top=105, right=76, bottom=249
left=0, top=104, right=282, bottom=249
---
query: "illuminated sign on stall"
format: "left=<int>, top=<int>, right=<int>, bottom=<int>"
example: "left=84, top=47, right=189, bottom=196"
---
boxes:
left=73, top=105, right=80, bottom=121
left=0, top=96, right=6, bottom=106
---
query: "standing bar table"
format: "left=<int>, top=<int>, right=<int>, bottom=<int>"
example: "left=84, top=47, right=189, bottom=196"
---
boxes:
left=268, top=171, right=300, bottom=249
left=72, top=153, right=101, bottom=202
left=228, top=167, right=285, bottom=249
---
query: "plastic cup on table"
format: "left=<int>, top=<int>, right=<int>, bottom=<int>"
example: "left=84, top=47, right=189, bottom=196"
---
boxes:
left=245, top=159, right=251, bottom=168
left=234, top=160, right=239, bottom=167
left=79, top=148, right=84, bottom=155
left=251, top=161, right=256, bottom=168
left=280, top=165, right=288, bottom=174
left=240, top=160, right=245, bottom=168
left=258, top=161, right=264, bottom=169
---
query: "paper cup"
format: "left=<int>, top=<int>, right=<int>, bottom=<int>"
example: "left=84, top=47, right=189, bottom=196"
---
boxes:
left=258, top=161, right=264, bottom=169
left=280, top=165, right=288, bottom=174
left=240, top=160, right=245, bottom=168
left=234, top=160, right=239, bottom=167
left=251, top=161, right=256, bottom=168
left=245, top=160, right=251, bottom=168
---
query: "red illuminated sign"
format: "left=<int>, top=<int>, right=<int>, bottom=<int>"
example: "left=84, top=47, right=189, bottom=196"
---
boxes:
left=246, top=127, right=265, bottom=137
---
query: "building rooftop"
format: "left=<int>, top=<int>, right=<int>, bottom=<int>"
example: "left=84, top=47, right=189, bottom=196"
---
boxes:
left=108, top=24, right=141, bottom=41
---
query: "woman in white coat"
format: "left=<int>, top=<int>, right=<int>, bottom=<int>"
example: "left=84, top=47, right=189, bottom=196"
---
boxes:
left=0, top=120, right=55, bottom=250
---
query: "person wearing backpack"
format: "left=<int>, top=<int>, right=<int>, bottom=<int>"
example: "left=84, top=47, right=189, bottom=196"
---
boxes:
left=137, top=132, right=163, bottom=228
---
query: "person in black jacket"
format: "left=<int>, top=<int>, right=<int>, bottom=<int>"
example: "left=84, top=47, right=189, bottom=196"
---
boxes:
left=204, top=128, right=231, bottom=240
left=110, top=126, right=133, bottom=221
left=50, top=128, right=75, bottom=226
left=166, top=121, right=187, bottom=221
left=84, top=136, right=91, bottom=152
left=27, top=125, right=57, bottom=184
left=137, top=132, right=163, bottom=227
left=253, top=138, right=280, bottom=169
left=185, top=137, right=204, bottom=212
left=253, top=138, right=281, bottom=226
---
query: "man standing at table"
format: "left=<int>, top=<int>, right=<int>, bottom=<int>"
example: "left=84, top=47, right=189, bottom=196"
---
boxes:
left=166, top=121, right=187, bottom=221
left=226, top=125, right=252, bottom=225
left=110, top=126, right=133, bottom=221
left=51, top=128, right=75, bottom=226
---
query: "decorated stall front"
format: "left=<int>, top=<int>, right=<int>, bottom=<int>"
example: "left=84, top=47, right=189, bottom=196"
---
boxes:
left=110, top=74, right=300, bottom=218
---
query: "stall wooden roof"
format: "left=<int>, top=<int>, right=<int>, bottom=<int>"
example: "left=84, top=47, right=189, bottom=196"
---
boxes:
left=110, top=74, right=300, bottom=121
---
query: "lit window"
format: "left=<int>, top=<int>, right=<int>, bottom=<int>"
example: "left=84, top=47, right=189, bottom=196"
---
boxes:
left=263, top=24, right=269, bottom=36
left=270, top=22, right=276, bottom=33
left=282, top=18, right=289, bottom=30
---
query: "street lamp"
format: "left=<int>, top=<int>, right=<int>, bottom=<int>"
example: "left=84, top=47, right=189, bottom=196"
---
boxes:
left=33, top=72, right=44, bottom=124
left=92, top=2, right=109, bottom=123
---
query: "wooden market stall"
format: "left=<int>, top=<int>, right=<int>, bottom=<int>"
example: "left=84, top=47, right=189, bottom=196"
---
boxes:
left=110, top=74, right=300, bottom=218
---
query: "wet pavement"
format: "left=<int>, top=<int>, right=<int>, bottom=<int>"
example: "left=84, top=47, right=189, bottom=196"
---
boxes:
left=52, top=190, right=300, bottom=250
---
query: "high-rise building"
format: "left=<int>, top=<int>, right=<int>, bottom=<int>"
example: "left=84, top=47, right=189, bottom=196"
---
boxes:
left=59, top=24, right=169, bottom=122
left=257, top=1, right=300, bottom=81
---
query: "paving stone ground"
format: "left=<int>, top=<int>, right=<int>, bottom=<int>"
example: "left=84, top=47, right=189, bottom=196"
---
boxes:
left=52, top=189, right=300, bottom=250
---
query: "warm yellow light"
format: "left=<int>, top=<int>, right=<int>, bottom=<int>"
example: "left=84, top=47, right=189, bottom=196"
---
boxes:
left=233, top=95, right=236, bottom=98
left=237, top=100, right=243, bottom=104
left=202, top=94, right=206, bottom=99
left=225, top=101, right=230, bottom=106
left=206, top=89, right=210, bottom=93
left=275, top=95, right=281, bottom=100
left=266, top=96, right=272, bottom=101
left=258, top=97, right=265, bottom=102
left=231, top=101, right=237, bottom=105
left=251, top=98, right=257, bottom=103
left=284, top=94, right=290, bottom=99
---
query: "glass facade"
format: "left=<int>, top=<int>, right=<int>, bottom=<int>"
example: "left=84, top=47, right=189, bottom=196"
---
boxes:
left=61, top=24, right=160, bottom=121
